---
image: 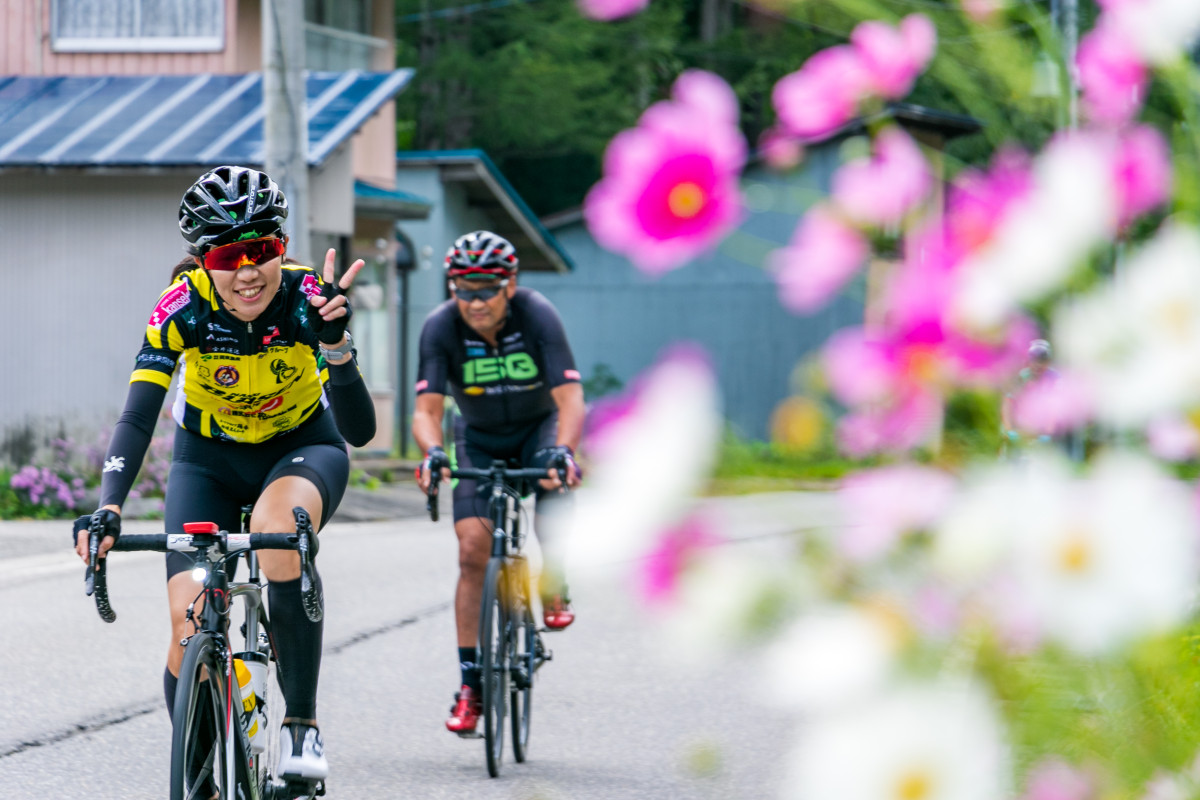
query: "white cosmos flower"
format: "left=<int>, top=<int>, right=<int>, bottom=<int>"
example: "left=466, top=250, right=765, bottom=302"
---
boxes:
left=784, top=681, right=1009, bottom=800
left=563, top=346, right=721, bottom=577
left=1103, top=0, right=1200, bottom=65
left=934, top=450, right=1200, bottom=655
left=1009, top=451, right=1199, bottom=654
left=760, top=605, right=898, bottom=714
left=1057, top=224, right=1200, bottom=427
left=954, top=135, right=1116, bottom=329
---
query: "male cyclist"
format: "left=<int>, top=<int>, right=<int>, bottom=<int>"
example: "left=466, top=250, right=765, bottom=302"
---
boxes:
left=1001, top=338, right=1059, bottom=454
left=412, top=230, right=584, bottom=735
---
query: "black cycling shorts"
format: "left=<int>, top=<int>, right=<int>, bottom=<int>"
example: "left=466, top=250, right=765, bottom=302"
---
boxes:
left=452, top=412, right=560, bottom=523
left=164, top=411, right=349, bottom=580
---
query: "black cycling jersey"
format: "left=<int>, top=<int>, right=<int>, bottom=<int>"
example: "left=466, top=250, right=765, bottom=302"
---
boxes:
left=415, top=287, right=580, bottom=436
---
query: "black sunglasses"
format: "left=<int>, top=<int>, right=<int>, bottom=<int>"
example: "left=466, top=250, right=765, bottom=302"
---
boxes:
left=451, top=279, right=508, bottom=302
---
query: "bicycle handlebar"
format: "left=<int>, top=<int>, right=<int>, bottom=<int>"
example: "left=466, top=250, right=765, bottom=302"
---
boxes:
left=84, top=506, right=322, bottom=624
left=424, top=461, right=568, bottom=522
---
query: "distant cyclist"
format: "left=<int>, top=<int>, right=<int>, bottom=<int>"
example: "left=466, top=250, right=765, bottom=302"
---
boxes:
left=1001, top=338, right=1059, bottom=453
left=412, top=230, right=584, bottom=735
left=72, top=166, right=375, bottom=783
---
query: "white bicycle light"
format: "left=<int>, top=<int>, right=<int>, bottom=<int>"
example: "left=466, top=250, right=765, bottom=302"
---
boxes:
left=191, top=566, right=207, bottom=583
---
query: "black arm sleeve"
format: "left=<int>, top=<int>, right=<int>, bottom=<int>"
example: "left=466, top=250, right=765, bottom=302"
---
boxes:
left=327, top=358, right=376, bottom=447
left=99, top=381, right=168, bottom=509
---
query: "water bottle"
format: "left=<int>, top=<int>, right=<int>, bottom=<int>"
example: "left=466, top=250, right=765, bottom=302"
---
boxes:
left=233, top=652, right=268, bottom=753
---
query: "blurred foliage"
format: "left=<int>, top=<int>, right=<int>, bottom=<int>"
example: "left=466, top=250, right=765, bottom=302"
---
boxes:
left=581, top=362, right=624, bottom=401
left=708, top=427, right=865, bottom=491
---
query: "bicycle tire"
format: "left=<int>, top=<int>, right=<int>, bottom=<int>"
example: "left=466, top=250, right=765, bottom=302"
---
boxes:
left=171, top=631, right=236, bottom=800
left=509, top=560, right=534, bottom=763
left=479, top=556, right=508, bottom=778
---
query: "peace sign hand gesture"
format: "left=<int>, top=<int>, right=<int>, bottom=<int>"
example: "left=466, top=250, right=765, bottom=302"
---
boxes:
left=307, top=248, right=365, bottom=347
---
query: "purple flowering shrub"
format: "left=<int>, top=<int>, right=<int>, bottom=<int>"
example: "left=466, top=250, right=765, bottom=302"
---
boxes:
left=2, top=419, right=174, bottom=519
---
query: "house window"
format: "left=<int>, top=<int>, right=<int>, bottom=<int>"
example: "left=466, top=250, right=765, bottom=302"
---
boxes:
left=52, top=0, right=224, bottom=52
left=305, top=0, right=384, bottom=71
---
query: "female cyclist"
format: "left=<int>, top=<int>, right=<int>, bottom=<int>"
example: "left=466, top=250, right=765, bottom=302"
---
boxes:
left=72, top=165, right=375, bottom=782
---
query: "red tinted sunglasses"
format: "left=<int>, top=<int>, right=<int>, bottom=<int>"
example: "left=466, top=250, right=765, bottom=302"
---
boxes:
left=203, top=237, right=286, bottom=271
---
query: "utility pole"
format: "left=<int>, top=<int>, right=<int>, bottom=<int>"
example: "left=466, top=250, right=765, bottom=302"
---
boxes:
left=263, top=0, right=311, bottom=264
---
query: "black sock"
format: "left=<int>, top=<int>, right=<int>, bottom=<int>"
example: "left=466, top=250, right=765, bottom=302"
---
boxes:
left=269, top=572, right=324, bottom=721
left=458, top=646, right=480, bottom=694
left=163, top=667, right=178, bottom=720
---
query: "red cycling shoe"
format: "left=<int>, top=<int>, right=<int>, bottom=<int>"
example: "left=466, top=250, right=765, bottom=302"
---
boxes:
left=543, top=595, right=575, bottom=630
left=446, top=685, right=482, bottom=735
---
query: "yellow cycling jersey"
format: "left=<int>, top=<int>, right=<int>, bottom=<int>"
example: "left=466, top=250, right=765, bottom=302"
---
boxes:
left=130, top=265, right=332, bottom=443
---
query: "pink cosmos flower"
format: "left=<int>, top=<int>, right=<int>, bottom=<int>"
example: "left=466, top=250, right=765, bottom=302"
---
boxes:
left=576, top=0, right=648, bottom=21
left=851, top=15, right=938, bottom=100
left=961, top=0, right=1006, bottom=23
left=772, top=46, right=871, bottom=142
left=585, top=71, right=747, bottom=274
left=945, top=149, right=1034, bottom=256
left=769, top=205, right=869, bottom=313
left=758, top=126, right=805, bottom=171
left=638, top=513, right=723, bottom=605
left=1146, top=416, right=1200, bottom=462
left=1078, top=21, right=1147, bottom=126
left=1012, top=371, right=1094, bottom=436
left=832, top=126, right=931, bottom=226
left=836, top=389, right=944, bottom=457
left=1021, top=759, right=1093, bottom=800
left=1112, top=124, right=1171, bottom=228
left=838, top=464, right=956, bottom=561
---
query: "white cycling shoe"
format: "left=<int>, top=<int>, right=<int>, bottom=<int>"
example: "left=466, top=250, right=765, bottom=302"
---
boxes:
left=276, top=723, right=328, bottom=781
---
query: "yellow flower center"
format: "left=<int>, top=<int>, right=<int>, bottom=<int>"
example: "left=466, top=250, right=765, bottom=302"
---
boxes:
left=668, top=182, right=706, bottom=219
left=1058, top=529, right=1092, bottom=574
left=895, top=769, right=935, bottom=800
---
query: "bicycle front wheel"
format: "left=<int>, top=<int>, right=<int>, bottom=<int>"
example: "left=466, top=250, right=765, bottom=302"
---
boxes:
left=479, top=557, right=509, bottom=778
left=170, top=631, right=235, bottom=800
left=510, top=560, right=534, bottom=763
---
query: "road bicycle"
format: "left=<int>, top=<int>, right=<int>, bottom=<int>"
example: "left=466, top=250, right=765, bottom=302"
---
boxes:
left=83, top=505, right=324, bottom=800
left=426, top=459, right=564, bottom=777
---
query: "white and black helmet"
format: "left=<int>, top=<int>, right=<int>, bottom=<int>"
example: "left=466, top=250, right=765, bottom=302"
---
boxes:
left=444, top=230, right=518, bottom=278
left=179, top=165, right=288, bottom=254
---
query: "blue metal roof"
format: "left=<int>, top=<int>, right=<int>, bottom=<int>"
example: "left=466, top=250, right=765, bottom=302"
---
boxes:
left=0, top=70, right=414, bottom=168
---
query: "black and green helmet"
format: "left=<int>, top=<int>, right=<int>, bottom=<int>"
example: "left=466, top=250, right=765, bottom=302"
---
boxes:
left=179, top=165, right=289, bottom=254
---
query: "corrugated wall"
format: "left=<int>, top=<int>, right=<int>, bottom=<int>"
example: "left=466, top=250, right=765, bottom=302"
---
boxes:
left=521, top=152, right=863, bottom=440
left=0, top=170, right=195, bottom=460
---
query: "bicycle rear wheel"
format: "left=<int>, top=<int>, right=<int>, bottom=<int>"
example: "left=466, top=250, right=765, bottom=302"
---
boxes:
left=479, top=557, right=509, bottom=778
left=510, top=560, right=534, bottom=763
left=171, top=631, right=235, bottom=800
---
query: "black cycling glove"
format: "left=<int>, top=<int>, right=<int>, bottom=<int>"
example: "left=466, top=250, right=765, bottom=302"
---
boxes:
left=306, top=279, right=353, bottom=345
left=422, top=446, right=450, bottom=478
left=72, top=508, right=122, bottom=547
left=533, top=445, right=581, bottom=482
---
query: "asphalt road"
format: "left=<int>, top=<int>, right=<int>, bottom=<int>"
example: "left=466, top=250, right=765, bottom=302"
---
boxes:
left=0, top=490, right=835, bottom=800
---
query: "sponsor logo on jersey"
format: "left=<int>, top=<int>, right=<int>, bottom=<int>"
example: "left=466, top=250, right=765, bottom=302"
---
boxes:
left=463, top=352, right=539, bottom=384
left=215, top=366, right=240, bottom=386
left=465, top=386, right=485, bottom=396
left=466, top=347, right=487, bottom=357
left=564, top=369, right=581, bottom=380
left=270, top=358, right=297, bottom=383
left=262, top=326, right=281, bottom=346
left=415, top=379, right=429, bottom=392
left=148, top=282, right=191, bottom=330
left=300, top=274, right=322, bottom=299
